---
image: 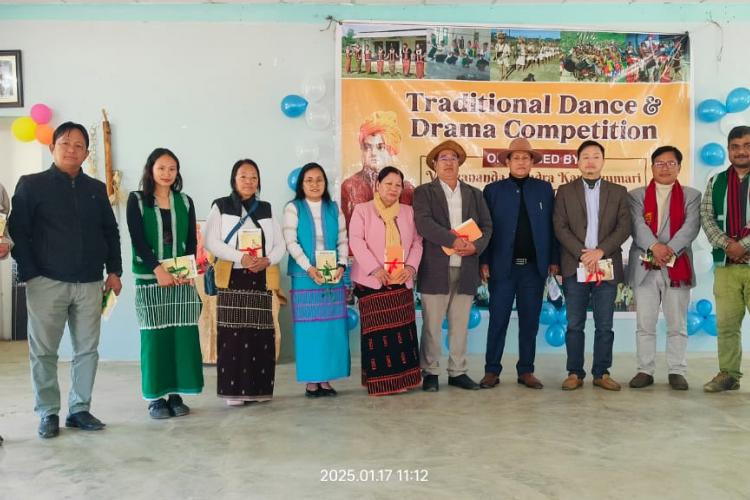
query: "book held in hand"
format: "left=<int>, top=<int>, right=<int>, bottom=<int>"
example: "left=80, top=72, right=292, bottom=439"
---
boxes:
left=238, top=228, right=263, bottom=257
left=315, top=250, right=340, bottom=284
left=101, top=289, right=117, bottom=320
left=160, top=254, right=198, bottom=280
left=442, top=218, right=483, bottom=256
left=577, top=258, right=614, bottom=283
left=384, top=245, right=405, bottom=276
left=0, top=213, right=6, bottom=236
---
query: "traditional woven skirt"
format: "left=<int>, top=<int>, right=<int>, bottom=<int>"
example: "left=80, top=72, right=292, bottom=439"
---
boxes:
left=135, top=280, right=204, bottom=400
left=216, top=269, right=275, bottom=401
left=355, top=285, right=421, bottom=396
left=291, top=279, right=350, bottom=383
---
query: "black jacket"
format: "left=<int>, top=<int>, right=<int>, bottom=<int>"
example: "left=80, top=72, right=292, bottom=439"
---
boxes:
left=9, top=164, right=122, bottom=283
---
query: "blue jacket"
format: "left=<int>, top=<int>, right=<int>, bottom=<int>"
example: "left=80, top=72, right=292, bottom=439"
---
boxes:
left=481, top=176, right=559, bottom=280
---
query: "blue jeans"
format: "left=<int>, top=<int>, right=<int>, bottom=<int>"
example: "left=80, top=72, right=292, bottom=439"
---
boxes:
left=563, top=277, right=617, bottom=379
left=484, top=264, right=545, bottom=376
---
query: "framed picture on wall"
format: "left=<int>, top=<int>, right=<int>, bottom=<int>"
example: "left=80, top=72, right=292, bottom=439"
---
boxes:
left=0, top=50, right=23, bottom=108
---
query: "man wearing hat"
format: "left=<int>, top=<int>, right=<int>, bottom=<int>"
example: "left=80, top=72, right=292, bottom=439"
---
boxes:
left=495, top=32, right=512, bottom=81
left=479, top=138, right=559, bottom=390
left=413, top=140, right=493, bottom=391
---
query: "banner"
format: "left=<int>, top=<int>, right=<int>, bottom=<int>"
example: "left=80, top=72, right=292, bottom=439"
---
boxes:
left=337, top=23, right=691, bottom=312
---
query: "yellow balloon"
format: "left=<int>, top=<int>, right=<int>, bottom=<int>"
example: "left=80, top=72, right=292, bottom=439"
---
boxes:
left=12, top=116, right=37, bottom=142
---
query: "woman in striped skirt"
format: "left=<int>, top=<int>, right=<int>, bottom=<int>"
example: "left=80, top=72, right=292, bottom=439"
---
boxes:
left=126, top=148, right=203, bottom=419
left=283, top=162, right=350, bottom=397
left=205, top=159, right=286, bottom=406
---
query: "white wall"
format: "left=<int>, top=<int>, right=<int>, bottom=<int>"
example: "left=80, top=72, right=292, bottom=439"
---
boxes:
left=0, top=18, right=749, bottom=359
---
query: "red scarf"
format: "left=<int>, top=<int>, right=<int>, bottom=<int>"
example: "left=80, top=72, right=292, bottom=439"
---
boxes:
left=642, top=179, right=692, bottom=287
left=727, top=166, right=750, bottom=240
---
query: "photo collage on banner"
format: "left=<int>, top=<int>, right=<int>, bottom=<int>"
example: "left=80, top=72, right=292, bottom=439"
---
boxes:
left=339, top=23, right=692, bottom=312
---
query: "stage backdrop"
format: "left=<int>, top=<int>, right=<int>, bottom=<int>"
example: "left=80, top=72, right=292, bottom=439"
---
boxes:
left=337, top=22, right=691, bottom=313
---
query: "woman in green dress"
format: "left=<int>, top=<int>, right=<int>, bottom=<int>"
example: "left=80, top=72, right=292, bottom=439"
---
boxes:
left=126, top=148, right=203, bottom=419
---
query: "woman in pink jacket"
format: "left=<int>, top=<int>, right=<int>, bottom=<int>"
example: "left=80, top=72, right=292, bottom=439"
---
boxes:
left=349, top=166, right=423, bottom=396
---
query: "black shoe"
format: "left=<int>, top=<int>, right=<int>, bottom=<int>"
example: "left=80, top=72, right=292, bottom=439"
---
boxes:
left=38, top=415, right=59, bottom=439
left=167, top=394, right=190, bottom=417
left=668, top=374, right=689, bottom=391
left=305, top=384, right=323, bottom=398
left=422, top=374, right=439, bottom=392
left=448, top=374, right=480, bottom=390
left=65, top=411, right=105, bottom=431
left=319, top=385, right=338, bottom=397
left=148, top=398, right=171, bottom=419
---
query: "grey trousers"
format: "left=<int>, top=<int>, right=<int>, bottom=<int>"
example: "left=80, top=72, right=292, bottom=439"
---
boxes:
left=26, top=276, right=103, bottom=418
left=634, top=270, right=690, bottom=376
left=420, top=268, right=473, bottom=377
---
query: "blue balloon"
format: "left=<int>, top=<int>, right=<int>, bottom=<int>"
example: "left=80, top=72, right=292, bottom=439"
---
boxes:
left=468, top=306, right=481, bottom=329
left=701, top=314, right=717, bottom=336
left=280, top=94, right=308, bottom=118
left=346, top=307, right=359, bottom=331
left=686, top=312, right=703, bottom=336
left=726, top=87, right=750, bottom=113
left=539, top=302, right=557, bottom=325
left=555, top=307, right=567, bottom=325
left=695, top=299, right=713, bottom=317
left=700, top=143, right=726, bottom=167
left=287, top=167, right=301, bottom=191
left=696, top=99, right=727, bottom=123
left=545, top=324, right=566, bottom=347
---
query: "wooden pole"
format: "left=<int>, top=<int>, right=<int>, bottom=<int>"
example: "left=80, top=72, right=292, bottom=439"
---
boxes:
left=102, top=109, right=113, bottom=199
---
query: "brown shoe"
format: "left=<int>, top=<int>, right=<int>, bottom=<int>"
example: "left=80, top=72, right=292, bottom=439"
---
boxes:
left=703, top=371, right=739, bottom=393
left=668, top=374, right=689, bottom=391
left=628, top=372, right=654, bottom=389
left=517, top=372, right=543, bottom=389
left=479, top=373, right=499, bottom=389
left=593, top=374, right=621, bottom=391
left=561, top=374, right=583, bottom=391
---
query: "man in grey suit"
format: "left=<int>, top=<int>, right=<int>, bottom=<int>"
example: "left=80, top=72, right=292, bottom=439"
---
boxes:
left=554, top=140, right=631, bottom=391
left=628, top=146, right=701, bottom=390
left=413, top=140, right=492, bottom=391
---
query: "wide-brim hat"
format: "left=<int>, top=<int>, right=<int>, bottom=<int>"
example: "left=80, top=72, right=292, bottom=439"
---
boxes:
left=426, top=140, right=467, bottom=170
left=498, top=137, right=543, bottom=164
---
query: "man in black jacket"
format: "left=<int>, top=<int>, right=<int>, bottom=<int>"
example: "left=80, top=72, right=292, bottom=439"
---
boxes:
left=9, top=122, right=122, bottom=439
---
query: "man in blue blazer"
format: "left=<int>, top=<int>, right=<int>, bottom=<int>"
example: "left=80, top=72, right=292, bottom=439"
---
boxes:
left=480, top=138, right=559, bottom=389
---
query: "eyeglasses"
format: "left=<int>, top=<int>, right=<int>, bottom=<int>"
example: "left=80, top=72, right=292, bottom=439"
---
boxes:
left=653, top=160, right=679, bottom=169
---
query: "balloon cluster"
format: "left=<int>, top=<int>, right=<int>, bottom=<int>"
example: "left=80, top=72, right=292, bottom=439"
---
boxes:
left=696, top=87, right=750, bottom=166
left=686, top=299, right=717, bottom=336
left=11, top=103, right=55, bottom=145
left=280, top=75, right=330, bottom=130
left=540, top=302, right=567, bottom=347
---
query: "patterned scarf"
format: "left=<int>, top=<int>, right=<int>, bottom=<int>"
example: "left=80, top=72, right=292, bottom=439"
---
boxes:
left=373, top=192, right=401, bottom=248
left=726, top=166, right=750, bottom=240
left=642, top=179, right=692, bottom=287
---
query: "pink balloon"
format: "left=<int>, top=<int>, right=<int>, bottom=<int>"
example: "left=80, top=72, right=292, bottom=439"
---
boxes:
left=30, top=103, right=52, bottom=125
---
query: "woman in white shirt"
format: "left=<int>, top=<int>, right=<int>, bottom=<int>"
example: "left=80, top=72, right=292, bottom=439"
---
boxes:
left=283, top=162, right=349, bottom=397
left=205, top=159, right=286, bottom=406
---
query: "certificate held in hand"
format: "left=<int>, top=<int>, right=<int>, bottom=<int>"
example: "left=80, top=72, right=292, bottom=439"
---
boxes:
left=384, top=245, right=405, bottom=277
left=160, top=255, right=198, bottom=280
left=238, top=228, right=263, bottom=257
left=442, top=218, right=483, bottom=256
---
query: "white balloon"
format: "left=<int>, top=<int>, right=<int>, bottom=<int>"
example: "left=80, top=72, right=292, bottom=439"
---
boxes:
left=305, top=104, right=331, bottom=131
left=295, top=141, right=320, bottom=163
left=719, top=113, right=747, bottom=136
left=301, top=75, right=326, bottom=103
left=693, top=250, right=714, bottom=275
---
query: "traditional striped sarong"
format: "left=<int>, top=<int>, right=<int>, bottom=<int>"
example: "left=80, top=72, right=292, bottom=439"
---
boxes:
left=291, top=281, right=350, bottom=383
left=355, top=285, right=421, bottom=396
left=135, top=281, right=204, bottom=399
left=216, top=269, right=275, bottom=401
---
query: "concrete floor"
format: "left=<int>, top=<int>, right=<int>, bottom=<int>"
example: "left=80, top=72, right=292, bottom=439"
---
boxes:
left=1, top=340, right=749, bottom=500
